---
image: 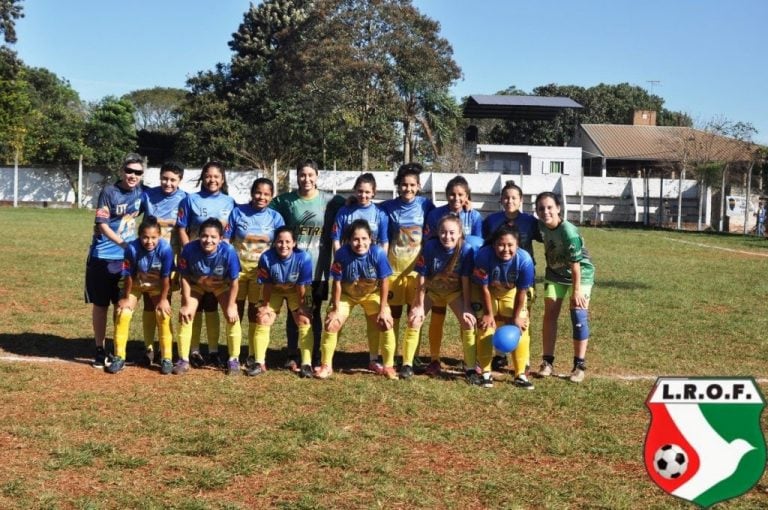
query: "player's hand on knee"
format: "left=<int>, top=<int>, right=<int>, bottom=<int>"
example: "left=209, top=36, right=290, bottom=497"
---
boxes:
left=462, top=312, right=477, bottom=329
left=179, top=307, right=194, bottom=324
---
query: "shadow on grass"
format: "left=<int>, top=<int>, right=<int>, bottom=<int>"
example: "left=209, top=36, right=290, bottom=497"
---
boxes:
left=598, top=279, right=652, bottom=290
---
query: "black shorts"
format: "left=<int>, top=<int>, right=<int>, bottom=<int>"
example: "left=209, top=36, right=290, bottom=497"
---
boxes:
left=84, top=256, right=123, bottom=306
left=310, top=280, right=330, bottom=307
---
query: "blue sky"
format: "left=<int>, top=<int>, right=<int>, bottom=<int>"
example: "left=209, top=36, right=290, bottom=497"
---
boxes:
left=13, top=0, right=768, bottom=144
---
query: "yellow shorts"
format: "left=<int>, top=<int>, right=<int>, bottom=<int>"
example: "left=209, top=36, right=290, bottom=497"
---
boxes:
left=265, top=289, right=304, bottom=314
left=190, top=282, right=231, bottom=299
left=236, top=273, right=263, bottom=303
left=331, top=291, right=381, bottom=319
left=470, top=286, right=529, bottom=320
left=128, top=285, right=162, bottom=300
left=388, top=273, right=418, bottom=307
left=427, top=288, right=462, bottom=308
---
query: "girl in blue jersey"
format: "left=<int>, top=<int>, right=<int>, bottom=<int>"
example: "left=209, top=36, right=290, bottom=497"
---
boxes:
left=316, top=219, right=396, bottom=380
left=176, top=162, right=236, bottom=367
left=402, top=214, right=477, bottom=381
left=174, top=218, right=242, bottom=376
left=379, top=163, right=435, bottom=370
left=332, top=172, right=389, bottom=252
left=482, top=180, right=543, bottom=373
left=251, top=227, right=314, bottom=378
left=224, top=178, right=285, bottom=370
left=535, top=192, right=595, bottom=384
left=471, top=225, right=536, bottom=389
left=107, top=216, right=175, bottom=375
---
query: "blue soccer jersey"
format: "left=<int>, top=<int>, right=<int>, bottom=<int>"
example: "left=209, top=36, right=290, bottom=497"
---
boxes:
left=224, top=205, right=285, bottom=276
left=330, top=244, right=393, bottom=298
left=424, top=205, right=483, bottom=239
left=90, top=182, right=144, bottom=260
left=482, top=211, right=542, bottom=264
left=379, top=195, right=435, bottom=275
left=141, top=186, right=187, bottom=247
left=257, top=248, right=313, bottom=291
left=331, top=203, right=389, bottom=246
left=122, top=237, right=175, bottom=291
left=176, top=191, right=236, bottom=242
left=414, top=238, right=474, bottom=294
left=178, top=241, right=241, bottom=293
left=471, top=245, right=535, bottom=295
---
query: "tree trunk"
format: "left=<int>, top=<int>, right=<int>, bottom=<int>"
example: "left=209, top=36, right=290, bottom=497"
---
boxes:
left=362, top=145, right=369, bottom=171
left=403, top=118, right=412, bottom=164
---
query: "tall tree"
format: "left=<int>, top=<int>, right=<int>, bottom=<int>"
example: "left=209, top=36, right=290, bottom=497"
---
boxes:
left=122, top=87, right=186, bottom=133
left=84, top=96, right=137, bottom=170
left=0, top=0, right=23, bottom=44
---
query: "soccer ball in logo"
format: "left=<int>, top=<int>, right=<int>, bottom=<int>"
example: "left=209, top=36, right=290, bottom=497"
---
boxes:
left=654, top=444, right=688, bottom=479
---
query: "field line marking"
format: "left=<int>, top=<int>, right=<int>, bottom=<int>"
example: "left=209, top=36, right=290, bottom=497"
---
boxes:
left=663, top=237, right=768, bottom=258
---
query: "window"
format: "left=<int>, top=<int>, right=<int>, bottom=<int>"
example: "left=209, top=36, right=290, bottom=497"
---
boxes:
left=549, top=161, right=564, bottom=174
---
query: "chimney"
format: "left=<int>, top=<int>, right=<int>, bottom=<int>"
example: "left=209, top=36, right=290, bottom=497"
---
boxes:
left=633, top=110, right=657, bottom=126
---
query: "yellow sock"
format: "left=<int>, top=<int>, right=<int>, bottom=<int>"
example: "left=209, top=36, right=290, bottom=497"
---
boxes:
left=205, top=311, right=220, bottom=353
left=113, top=308, right=133, bottom=359
left=178, top=320, right=193, bottom=360
left=298, top=325, right=313, bottom=366
left=428, top=312, right=446, bottom=360
left=253, top=324, right=270, bottom=363
left=156, top=309, right=173, bottom=360
left=142, top=310, right=156, bottom=349
left=512, top=327, right=531, bottom=377
left=321, top=331, right=338, bottom=367
left=476, top=328, right=494, bottom=372
left=380, top=329, right=396, bottom=367
left=462, top=328, right=478, bottom=370
left=366, top=316, right=380, bottom=361
left=226, top=320, right=242, bottom=359
left=402, top=327, right=421, bottom=365
left=191, top=313, right=202, bottom=352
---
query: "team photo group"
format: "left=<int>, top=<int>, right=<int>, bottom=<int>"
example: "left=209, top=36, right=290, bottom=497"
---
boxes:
left=84, top=154, right=595, bottom=389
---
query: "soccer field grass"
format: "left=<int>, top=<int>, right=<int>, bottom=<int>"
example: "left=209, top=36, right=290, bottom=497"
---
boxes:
left=1, top=208, right=767, bottom=509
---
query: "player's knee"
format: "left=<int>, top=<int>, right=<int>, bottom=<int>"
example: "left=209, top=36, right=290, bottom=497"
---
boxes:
left=570, top=308, right=590, bottom=341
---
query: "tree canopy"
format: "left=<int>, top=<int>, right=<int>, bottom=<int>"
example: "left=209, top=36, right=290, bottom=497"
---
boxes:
left=0, top=0, right=23, bottom=44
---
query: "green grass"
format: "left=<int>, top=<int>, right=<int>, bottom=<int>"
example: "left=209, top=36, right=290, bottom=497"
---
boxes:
left=1, top=208, right=768, bottom=509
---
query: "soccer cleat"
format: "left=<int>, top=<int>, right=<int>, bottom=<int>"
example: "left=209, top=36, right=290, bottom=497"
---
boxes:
left=189, top=351, right=205, bottom=369
left=160, top=359, right=174, bottom=375
left=537, top=360, right=553, bottom=378
left=244, top=356, right=256, bottom=371
left=466, top=370, right=484, bottom=386
left=226, top=359, right=241, bottom=376
left=139, top=348, right=154, bottom=367
left=424, top=360, right=441, bottom=377
left=383, top=366, right=399, bottom=380
left=514, top=374, right=535, bottom=390
left=313, top=364, right=333, bottom=380
left=481, top=372, right=494, bottom=388
left=245, top=362, right=266, bottom=377
left=368, top=361, right=385, bottom=375
left=299, top=364, right=314, bottom=379
left=106, top=356, right=125, bottom=374
left=207, top=351, right=223, bottom=368
left=399, top=365, right=414, bottom=380
left=284, top=355, right=300, bottom=372
left=491, top=355, right=509, bottom=371
left=92, top=347, right=107, bottom=368
left=569, top=366, right=586, bottom=383
left=172, top=360, right=190, bottom=375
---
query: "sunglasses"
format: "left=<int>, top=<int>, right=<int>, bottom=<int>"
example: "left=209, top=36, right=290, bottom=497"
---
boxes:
left=124, top=168, right=144, bottom=176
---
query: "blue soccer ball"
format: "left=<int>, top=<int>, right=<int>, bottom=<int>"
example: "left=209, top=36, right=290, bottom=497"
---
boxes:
left=493, top=325, right=521, bottom=353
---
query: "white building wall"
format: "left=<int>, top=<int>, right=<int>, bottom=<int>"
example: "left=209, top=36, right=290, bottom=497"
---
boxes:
left=476, top=144, right=582, bottom=177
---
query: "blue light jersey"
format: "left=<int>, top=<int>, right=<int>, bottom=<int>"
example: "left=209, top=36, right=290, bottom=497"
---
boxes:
left=330, top=244, right=393, bottom=299
left=224, top=205, right=285, bottom=277
left=178, top=241, right=241, bottom=294
left=414, top=238, right=475, bottom=294
left=90, top=182, right=144, bottom=260
left=482, top=211, right=543, bottom=265
left=176, top=191, right=235, bottom=242
left=379, top=196, right=435, bottom=276
left=270, top=191, right=345, bottom=282
left=122, top=237, right=175, bottom=292
left=257, top=248, right=313, bottom=292
left=424, top=205, right=482, bottom=239
left=471, top=244, right=535, bottom=297
left=332, top=203, right=389, bottom=246
left=539, top=219, right=595, bottom=286
left=141, top=187, right=187, bottom=250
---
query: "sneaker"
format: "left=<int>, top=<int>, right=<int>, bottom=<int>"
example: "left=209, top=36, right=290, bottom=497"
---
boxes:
left=226, top=359, right=241, bottom=376
left=284, top=355, right=300, bottom=372
left=246, top=361, right=266, bottom=377
left=368, top=361, right=385, bottom=375
left=92, top=347, right=107, bottom=368
left=537, top=360, right=553, bottom=378
left=172, top=360, right=190, bottom=375
left=207, top=351, right=223, bottom=368
left=383, top=366, right=399, bottom=380
left=481, top=372, right=494, bottom=388
left=245, top=356, right=257, bottom=370
left=399, top=365, right=414, bottom=380
left=106, top=356, right=125, bottom=374
left=299, top=364, right=313, bottom=379
left=314, top=364, right=333, bottom=380
left=424, top=360, right=441, bottom=377
left=140, top=348, right=154, bottom=367
left=514, top=374, right=535, bottom=390
left=569, top=365, right=586, bottom=383
left=466, top=370, right=483, bottom=386
left=160, top=359, right=174, bottom=375
left=491, top=355, right=509, bottom=371
left=189, top=351, right=205, bottom=369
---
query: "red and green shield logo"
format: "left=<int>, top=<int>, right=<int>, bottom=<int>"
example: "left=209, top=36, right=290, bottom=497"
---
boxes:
left=645, top=377, right=766, bottom=507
